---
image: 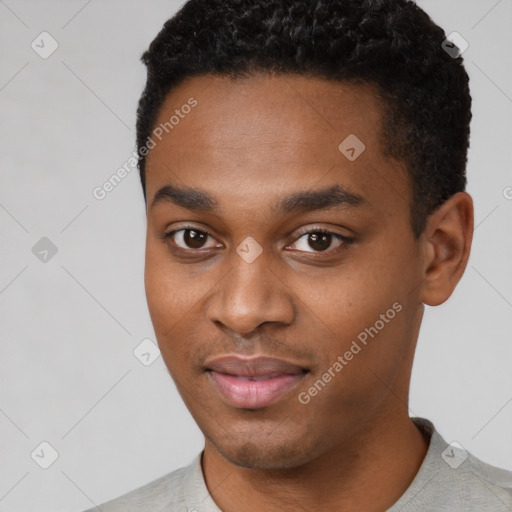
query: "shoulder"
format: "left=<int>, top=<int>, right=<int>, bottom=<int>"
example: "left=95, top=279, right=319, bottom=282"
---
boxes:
left=82, top=464, right=189, bottom=512
left=394, top=418, right=512, bottom=512
left=458, top=451, right=512, bottom=509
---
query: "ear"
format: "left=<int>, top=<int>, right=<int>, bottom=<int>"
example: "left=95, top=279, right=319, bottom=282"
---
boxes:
left=419, top=192, right=474, bottom=306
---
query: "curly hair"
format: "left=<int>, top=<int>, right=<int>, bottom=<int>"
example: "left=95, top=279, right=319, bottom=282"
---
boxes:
left=136, top=0, right=471, bottom=239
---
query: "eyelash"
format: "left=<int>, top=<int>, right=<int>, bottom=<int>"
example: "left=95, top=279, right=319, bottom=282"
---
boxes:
left=160, top=224, right=354, bottom=256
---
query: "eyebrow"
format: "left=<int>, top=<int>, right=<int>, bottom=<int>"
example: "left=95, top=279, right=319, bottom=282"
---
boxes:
left=150, top=183, right=366, bottom=215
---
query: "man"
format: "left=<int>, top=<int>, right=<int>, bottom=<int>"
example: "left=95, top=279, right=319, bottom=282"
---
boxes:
left=87, top=0, right=512, bottom=510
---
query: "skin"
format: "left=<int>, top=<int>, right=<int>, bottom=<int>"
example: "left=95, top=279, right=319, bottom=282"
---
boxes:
left=143, top=72, right=474, bottom=511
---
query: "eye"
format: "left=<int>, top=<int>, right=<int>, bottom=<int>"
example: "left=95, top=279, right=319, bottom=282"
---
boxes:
left=162, top=225, right=353, bottom=255
left=164, top=226, right=220, bottom=250
left=288, top=229, right=353, bottom=253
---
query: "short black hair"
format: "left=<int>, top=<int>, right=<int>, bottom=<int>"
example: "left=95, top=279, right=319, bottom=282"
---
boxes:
left=136, top=0, right=471, bottom=239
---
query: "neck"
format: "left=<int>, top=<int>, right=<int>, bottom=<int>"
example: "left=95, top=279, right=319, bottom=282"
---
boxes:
left=202, top=411, right=429, bottom=512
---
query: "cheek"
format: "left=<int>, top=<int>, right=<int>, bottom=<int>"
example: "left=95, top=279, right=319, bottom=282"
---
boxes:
left=144, top=242, right=195, bottom=326
left=144, top=241, right=214, bottom=369
left=293, top=263, right=392, bottom=334
left=144, top=255, right=173, bottom=329
left=292, top=260, right=411, bottom=375
left=144, top=245, right=191, bottom=372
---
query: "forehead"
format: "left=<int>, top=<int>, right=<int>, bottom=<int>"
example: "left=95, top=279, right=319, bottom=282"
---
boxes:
left=145, top=73, right=410, bottom=219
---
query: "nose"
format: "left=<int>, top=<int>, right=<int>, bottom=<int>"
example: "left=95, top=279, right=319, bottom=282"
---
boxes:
left=206, top=248, right=295, bottom=334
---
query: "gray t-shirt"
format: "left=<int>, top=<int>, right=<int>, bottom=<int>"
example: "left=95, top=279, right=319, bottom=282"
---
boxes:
left=85, top=418, right=512, bottom=511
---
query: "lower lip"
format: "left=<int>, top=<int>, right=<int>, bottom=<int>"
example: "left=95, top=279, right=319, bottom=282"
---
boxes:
left=208, top=371, right=306, bottom=409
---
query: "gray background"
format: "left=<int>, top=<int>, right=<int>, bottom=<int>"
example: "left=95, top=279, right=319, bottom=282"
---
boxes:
left=0, top=1, right=511, bottom=511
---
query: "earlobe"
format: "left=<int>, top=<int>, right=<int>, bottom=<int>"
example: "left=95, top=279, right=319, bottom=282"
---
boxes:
left=419, top=192, right=474, bottom=306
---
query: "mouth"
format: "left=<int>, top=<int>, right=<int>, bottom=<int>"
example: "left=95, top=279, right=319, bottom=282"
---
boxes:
left=205, top=355, right=310, bottom=409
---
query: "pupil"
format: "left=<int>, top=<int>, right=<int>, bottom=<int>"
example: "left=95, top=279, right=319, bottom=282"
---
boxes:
left=309, top=232, right=331, bottom=251
left=185, top=229, right=207, bottom=249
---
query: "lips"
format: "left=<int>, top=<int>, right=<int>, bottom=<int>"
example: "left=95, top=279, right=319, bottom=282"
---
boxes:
left=205, top=355, right=308, bottom=409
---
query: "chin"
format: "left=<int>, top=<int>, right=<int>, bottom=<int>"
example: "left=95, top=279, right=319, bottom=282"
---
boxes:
left=211, top=430, right=318, bottom=471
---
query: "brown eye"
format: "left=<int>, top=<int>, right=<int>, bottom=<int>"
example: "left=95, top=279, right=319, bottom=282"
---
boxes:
left=165, top=228, right=219, bottom=250
left=289, top=229, right=353, bottom=253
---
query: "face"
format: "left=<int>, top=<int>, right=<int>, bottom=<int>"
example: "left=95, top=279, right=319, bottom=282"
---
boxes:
left=144, top=73, right=426, bottom=470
